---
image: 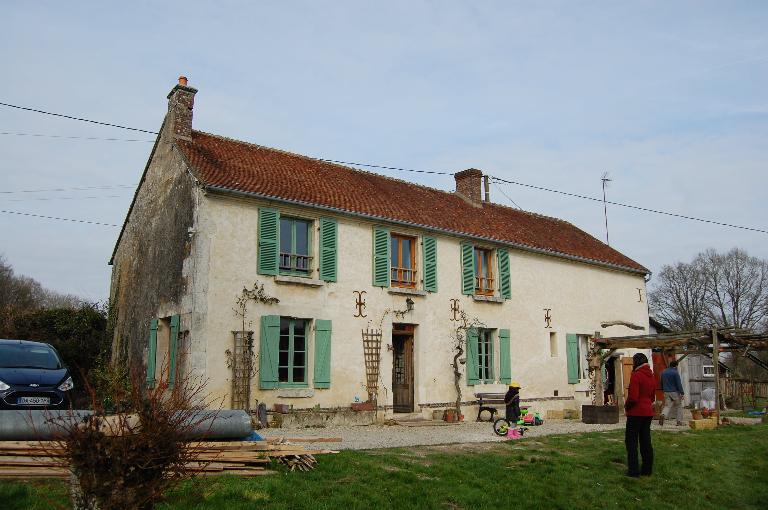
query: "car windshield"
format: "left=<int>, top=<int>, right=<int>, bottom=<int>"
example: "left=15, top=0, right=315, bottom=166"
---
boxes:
left=0, top=343, right=62, bottom=369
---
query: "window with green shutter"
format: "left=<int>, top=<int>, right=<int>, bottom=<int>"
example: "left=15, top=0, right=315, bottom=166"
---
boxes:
left=498, top=249, right=511, bottom=299
left=259, top=315, right=280, bottom=389
left=422, top=236, right=437, bottom=292
left=169, top=315, right=180, bottom=388
left=372, top=226, right=390, bottom=287
left=460, top=242, right=474, bottom=295
left=465, top=327, right=479, bottom=385
left=277, top=318, right=309, bottom=387
left=279, top=217, right=312, bottom=276
left=566, top=333, right=579, bottom=384
left=499, top=329, right=511, bottom=384
left=319, top=218, right=338, bottom=282
left=258, top=208, right=280, bottom=275
left=146, top=319, right=158, bottom=387
left=314, top=320, right=332, bottom=388
left=476, top=329, right=494, bottom=383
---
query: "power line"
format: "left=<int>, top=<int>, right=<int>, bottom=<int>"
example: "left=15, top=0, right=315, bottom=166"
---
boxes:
left=0, top=184, right=136, bottom=195
left=2, top=100, right=764, bottom=235
left=0, top=131, right=155, bottom=143
left=0, top=209, right=119, bottom=227
left=490, top=176, right=768, bottom=235
left=313, top=158, right=452, bottom=176
left=1, top=194, right=126, bottom=203
left=490, top=180, right=522, bottom=209
left=0, top=102, right=159, bottom=135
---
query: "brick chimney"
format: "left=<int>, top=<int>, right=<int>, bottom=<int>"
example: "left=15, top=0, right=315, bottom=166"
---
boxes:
left=166, top=76, right=197, bottom=140
left=454, top=168, right=483, bottom=205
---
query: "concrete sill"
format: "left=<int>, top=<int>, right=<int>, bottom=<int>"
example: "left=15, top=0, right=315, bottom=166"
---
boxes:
left=472, top=295, right=505, bottom=304
left=275, top=275, right=325, bottom=287
left=388, top=288, right=428, bottom=297
left=277, top=388, right=315, bottom=398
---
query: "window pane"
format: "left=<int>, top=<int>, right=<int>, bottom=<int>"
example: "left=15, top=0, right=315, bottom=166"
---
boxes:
left=279, top=335, right=289, bottom=351
left=278, top=367, right=288, bottom=382
left=280, top=318, right=289, bottom=336
left=391, top=237, right=399, bottom=266
left=293, top=367, right=305, bottom=383
left=294, top=335, right=305, bottom=353
left=294, top=352, right=305, bottom=368
left=294, top=320, right=305, bottom=337
left=279, top=351, right=288, bottom=367
left=295, top=220, right=309, bottom=255
left=401, top=238, right=412, bottom=268
left=280, top=218, right=292, bottom=252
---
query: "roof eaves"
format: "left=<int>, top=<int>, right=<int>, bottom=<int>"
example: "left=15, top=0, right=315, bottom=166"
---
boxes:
left=203, top=184, right=649, bottom=276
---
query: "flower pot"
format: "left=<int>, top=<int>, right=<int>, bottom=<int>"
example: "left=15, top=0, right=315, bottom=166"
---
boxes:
left=691, top=410, right=703, bottom=420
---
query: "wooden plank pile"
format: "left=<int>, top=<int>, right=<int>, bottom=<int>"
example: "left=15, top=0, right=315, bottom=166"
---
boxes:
left=0, top=439, right=338, bottom=479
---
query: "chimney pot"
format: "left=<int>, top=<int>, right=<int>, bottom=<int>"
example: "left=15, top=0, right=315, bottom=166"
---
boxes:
left=454, top=168, right=484, bottom=205
left=178, top=76, right=188, bottom=87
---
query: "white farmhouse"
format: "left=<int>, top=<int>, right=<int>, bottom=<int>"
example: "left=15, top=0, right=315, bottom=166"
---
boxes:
left=109, top=78, right=650, bottom=420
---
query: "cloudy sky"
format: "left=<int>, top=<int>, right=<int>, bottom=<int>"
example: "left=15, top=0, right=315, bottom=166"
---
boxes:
left=1, top=1, right=767, bottom=301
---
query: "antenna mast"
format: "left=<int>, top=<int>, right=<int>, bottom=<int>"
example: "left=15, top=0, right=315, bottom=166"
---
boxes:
left=601, top=172, right=612, bottom=245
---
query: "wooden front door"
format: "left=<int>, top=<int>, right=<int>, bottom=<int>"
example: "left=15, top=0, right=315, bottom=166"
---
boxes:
left=621, top=357, right=634, bottom=408
left=392, top=325, right=414, bottom=413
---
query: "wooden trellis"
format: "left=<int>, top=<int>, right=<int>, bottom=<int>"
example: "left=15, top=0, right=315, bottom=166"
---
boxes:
left=362, top=329, right=382, bottom=403
left=231, top=330, right=255, bottom=410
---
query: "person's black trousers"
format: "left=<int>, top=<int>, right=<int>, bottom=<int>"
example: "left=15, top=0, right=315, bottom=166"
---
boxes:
left=625, top=416, right=653, bottom=476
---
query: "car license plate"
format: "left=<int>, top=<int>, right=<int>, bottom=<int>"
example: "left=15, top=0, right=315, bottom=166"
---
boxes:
left=18, top=397, right=50, bottom=405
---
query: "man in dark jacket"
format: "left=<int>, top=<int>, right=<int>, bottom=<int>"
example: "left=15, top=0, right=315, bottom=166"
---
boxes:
left=660, top=360, right=685, bottom=426
left=624, top=353, right=655, bottom=477
left=504, top=382, right=521, bottom=423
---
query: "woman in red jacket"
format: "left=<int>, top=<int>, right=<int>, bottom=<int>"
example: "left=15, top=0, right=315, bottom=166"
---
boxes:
left=624, top=352, right=656, bottom=477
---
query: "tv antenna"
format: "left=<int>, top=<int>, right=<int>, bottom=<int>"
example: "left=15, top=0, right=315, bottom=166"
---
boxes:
left=601, top=172, right=612, bottom=245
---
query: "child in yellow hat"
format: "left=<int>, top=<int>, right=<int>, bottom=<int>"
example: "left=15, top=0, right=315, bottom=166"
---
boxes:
left=504, top=382, right=521, bottom=423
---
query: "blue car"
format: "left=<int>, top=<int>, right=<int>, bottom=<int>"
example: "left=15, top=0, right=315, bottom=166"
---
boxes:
left=0, top=339, right=73, bottom=410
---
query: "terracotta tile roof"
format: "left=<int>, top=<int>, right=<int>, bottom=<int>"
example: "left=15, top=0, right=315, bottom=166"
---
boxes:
left=177, top=131, right=647, bottom=273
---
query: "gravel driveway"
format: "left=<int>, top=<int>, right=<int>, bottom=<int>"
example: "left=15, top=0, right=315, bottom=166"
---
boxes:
left=261, top=418, right=637, bottom=451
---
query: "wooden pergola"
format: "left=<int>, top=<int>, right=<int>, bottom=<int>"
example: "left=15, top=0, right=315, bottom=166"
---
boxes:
left=589, top=327, right=768, bottom=425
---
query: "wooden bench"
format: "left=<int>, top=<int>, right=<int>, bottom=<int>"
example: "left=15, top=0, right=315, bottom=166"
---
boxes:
left=474, top=392, right=507, bottom=422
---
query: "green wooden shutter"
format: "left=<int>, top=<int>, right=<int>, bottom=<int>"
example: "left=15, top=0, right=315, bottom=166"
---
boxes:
left=319, top=218, right=338, bottom=282
left=566, top=333, right=579, bottom=384
left=498, top=249, right=511, bottom=299
left=169, top=315, right=180, bottom=388
left=499, top=329, right=511, bottom=384
left=466, top=327, right=479, bottom=385
left=372, top=226, right=390, bottom=287
left=258, top=208, right=280, bottom=275
left=314, top=320, right=332, bottom=389
left=460, top=242, right=474, bottom=295
left=422, top=236, right=438, bottom=292
left=259, top=315, right=280, bottom=389
left=146, top=319, right=158, bottom=387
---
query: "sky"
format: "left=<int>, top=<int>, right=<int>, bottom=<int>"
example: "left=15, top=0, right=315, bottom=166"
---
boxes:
left=1, top=1, right=767, bottom=301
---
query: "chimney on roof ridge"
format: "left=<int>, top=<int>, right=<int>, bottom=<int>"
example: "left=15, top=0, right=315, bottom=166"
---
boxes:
left=454, top=168, right=484, bottom=206
left=167, top=75, right=197, bottom=140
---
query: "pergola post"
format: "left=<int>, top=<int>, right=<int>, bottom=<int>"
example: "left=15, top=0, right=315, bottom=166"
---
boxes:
left=712, top=326, right=721, bottom=426
left=590, top=332, right=604, bottom=406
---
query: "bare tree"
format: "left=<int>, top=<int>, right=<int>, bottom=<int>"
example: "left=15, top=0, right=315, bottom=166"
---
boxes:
left=650, top=248, right=768, bottom=378
left=449, top=311, right=484, bottom=419
left=649, top=260, right=708, bottom=331
left=696, top=248, right=768, bottom=331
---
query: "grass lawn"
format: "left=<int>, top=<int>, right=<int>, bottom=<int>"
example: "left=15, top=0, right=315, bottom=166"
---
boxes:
left=2, top=424, right=767, bottom=510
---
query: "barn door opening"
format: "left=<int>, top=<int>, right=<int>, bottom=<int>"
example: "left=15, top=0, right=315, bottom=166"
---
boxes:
left=392, top=324, right=415, bottom=413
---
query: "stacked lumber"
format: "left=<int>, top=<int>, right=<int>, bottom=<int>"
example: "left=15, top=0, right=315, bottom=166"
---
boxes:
left=0, top=439, right=338, bottom=479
